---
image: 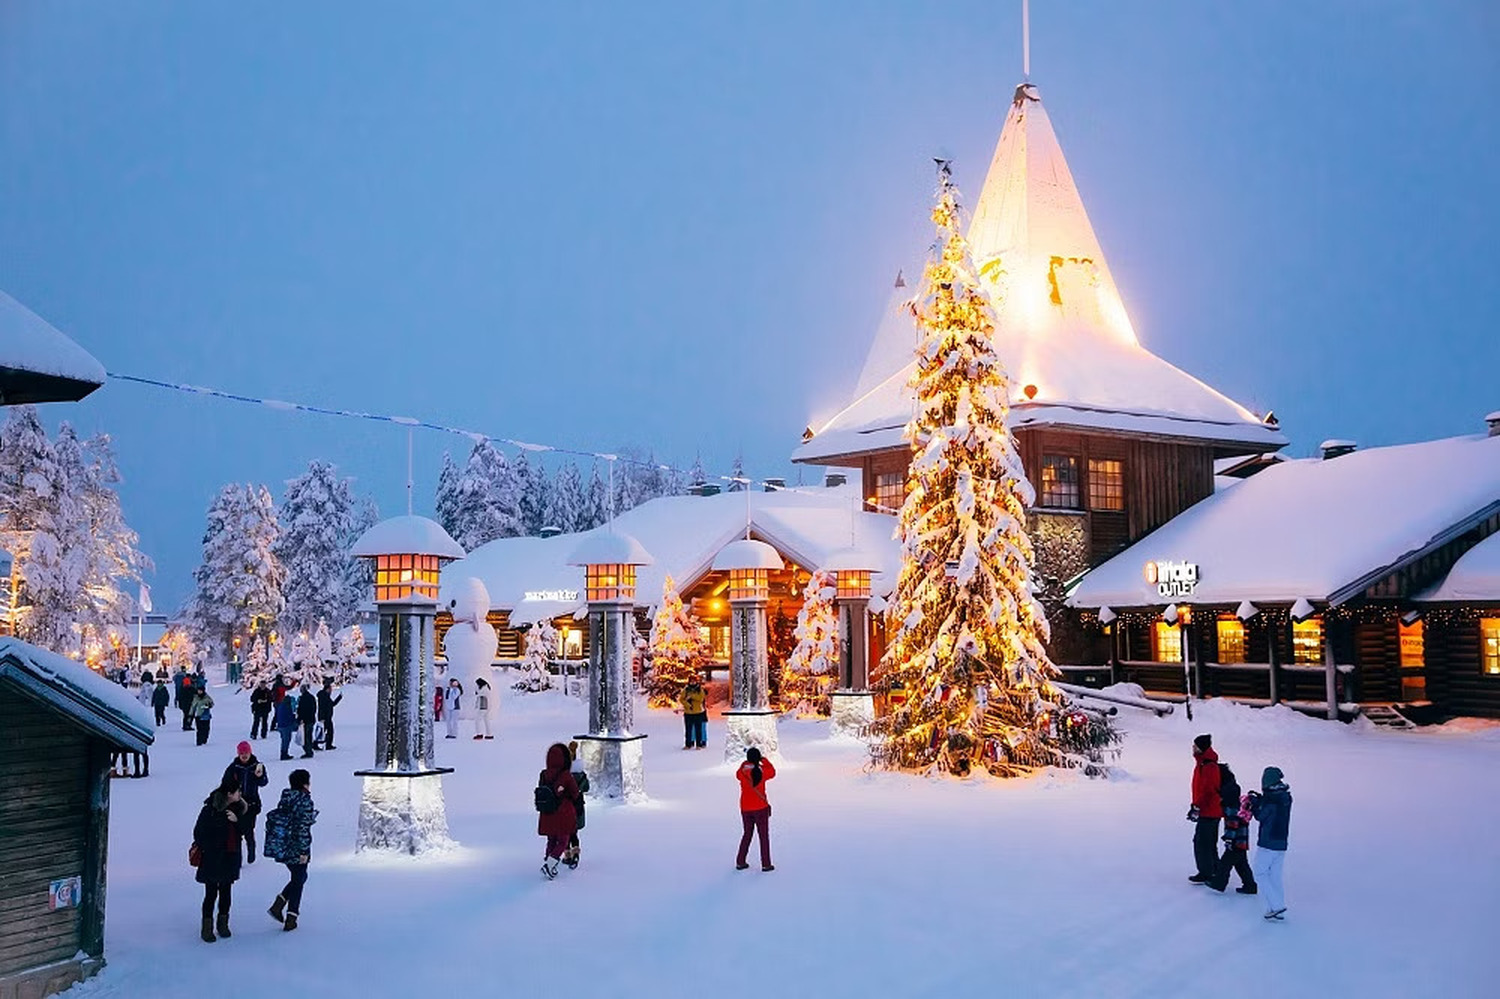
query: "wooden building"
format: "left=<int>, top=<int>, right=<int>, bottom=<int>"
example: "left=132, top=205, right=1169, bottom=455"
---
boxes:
left=0, top=639, right=154, bottom=998
left=1067, top=426, right=1500, bottom=720
left=792, top=83, right=1284, bottom=660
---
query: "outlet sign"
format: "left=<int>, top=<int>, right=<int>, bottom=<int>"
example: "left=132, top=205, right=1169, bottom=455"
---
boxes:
left=1144, top=560, right=1199, bottom=599
left=523, top=589, right=579, bottom=602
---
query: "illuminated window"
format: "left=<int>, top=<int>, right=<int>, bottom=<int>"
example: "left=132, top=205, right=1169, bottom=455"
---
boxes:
left=835, top=570, right=871, bottom=600
left=1216, top=617, right=1246, bottom=664
left=584, top=564, right=637, bottom=602
left=1482, top=619, right=1500, bottom=675
left=1040, top=455, right=1080, bottom=509
left=873, top=471, right=905, bottom=514
left=1153, top=620, right=1183, bottom=664
left=701, top=625, right=730, bottom=660
left=1398, top=620, right=1424, bottom=668
left=374, top=554, right=440, bottom=602
left=1087, top=459, right=1125, bottom=511
left=727, top=569, right=769, bottom=601
left=1292, top=617, right=1323, bottom=665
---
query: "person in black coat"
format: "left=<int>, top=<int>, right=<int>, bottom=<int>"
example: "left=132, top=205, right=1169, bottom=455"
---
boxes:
left=174, top=668, right=193, bottom=730
left=223, top=741, right=269, bottom=862
left=193, top=773, right=246, bottom=942
left=250, top=682, right=273, bottom=740
left=316, top=679, right=342, bottom=750
left=151, top=680, right=170, bottom=726
left=296, top=683, right=318, bottom=759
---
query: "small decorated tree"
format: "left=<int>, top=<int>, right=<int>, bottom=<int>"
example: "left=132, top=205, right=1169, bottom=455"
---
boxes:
left=645, top=574, right=710, bottom=707
left=332, top=624, right=366, bottom=685
left=311, top=618, right=334, bottom=679
left=515, top=620, right=557, bottom=693
left=767, top=604, right=796, bottom=707
left=870, top=164, right=1119, bottom=777
left=158, top=629, right=198, bottom=674
left=782, top=569, right=838, bottom=716
left=237, top=635, right=273, bottom=690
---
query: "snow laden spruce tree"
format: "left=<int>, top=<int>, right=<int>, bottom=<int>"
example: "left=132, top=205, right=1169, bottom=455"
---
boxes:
left=187, top=484, right=285, bottom=662
left=645, top=574, right=710, bottom=707
left=871, top=165, right=1119, bottom=777
left=515, top=619, right=558, bottom=693
left=782, top=569, right=838, bottom=716
left=238, top=635, right=271, bottom=690
left=276, top=460, right=365, bottom=636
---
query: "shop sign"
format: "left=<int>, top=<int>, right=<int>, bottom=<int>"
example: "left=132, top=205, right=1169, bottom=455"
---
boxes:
left=1144, top=559, right=1199, bottom=599
left=49, top=876, right=81, bottom=911
left=523, top=589, right=579, bottom=602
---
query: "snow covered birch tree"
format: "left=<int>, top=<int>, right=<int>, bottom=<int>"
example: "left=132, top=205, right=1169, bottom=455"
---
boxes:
left=870, top=165, right=1119, bottom=777
left=782, top=569, right=838, bottom=716
left=645, top=574, right=710, bottom=707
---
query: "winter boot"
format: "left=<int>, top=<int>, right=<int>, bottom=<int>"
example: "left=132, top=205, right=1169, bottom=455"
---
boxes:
left=216, top=912, right=231, bottom=938
left=268, top=895, right=287, bottom=923
left=1237, top=884, right=1258, bottom=895
left=283, top=911, right=299, bottom=931
left=200, top=916, right=216, bottom=943
left=563, top=847, right=579, bottom=870
left=541, top=857, right=559, bottom=880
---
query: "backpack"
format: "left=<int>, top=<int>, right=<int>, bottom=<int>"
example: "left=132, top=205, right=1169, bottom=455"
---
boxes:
left=261, top=806, right=289, bottom=862
left=534, top=781, right=561, bottom=815
left=1218, top=762, right=1241, bottom=815
left=573, top=770, right=590, bottom=795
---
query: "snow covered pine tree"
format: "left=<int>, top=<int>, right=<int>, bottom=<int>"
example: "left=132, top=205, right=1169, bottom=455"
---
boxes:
left=870, top=164, right=1120, bottom=777
left=516, top=619, right=557, bottom=693
left=782, top=569, right=838, bottom=716
left=645, top=574, right=711, bottom=708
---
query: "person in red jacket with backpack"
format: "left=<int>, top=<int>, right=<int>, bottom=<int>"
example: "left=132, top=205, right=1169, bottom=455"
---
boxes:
left=537, top=743, right=580, bottom=881
left=735, top=747, right=776, bottom=872
left=1188, top=734, right=1223, bottom=884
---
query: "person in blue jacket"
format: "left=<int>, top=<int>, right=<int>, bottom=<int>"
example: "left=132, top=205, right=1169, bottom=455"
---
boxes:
left=274, top=691, right=299, bottom=761
left=1247, top=765, right=1293, bottom=921
left=266, top=768, right=318, bottom=932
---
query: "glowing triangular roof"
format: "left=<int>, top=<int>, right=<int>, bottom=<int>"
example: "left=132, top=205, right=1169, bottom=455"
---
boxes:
left=795, top=84, right=1284, bottom=464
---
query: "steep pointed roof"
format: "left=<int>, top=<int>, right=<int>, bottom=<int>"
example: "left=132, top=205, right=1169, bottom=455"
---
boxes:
left=850, top=270, right=912, bottom=400
left=795, top=84, right=1285, bottom=465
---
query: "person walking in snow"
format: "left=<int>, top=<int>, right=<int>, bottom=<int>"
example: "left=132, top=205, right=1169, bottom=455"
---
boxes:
left=682, top=677, right=708, bottom=750
left=296, top=682, right=318, bottom=758
left=1210, top=766, right=1257, bottom=895
left=273, top=689, right=299, bottom=761
left=191, top=684, right=215, bottom=746
left=735, top=747, right=776, bottom=872
left=443, top=678, right=463, bottom=740
left=174, top=667, right=193, bottom=730
left=136, top=676, right=154, bottom=711
left=563, top=740, right=589, bottom=868
left=192, top=773, right=246, bottom=942
left=265, top=768, right=318, bottom=932
left=472, top=676, right=495, bottom=739
left=316, top=678, right=341, bottom=750
left=537, top=742, right=581, bottom=880
left=223, top=741, right=269, bottom=863
left=434, top=684, right=444, bottom=726
left=151, top=678, right=170, bottom=726
left=1187, top=734, right=1223, bottom=885
left=1247, top=766, right=1293, bottom=921
left=250, top=681, right=273, bottom=740
left=272, top=673, right=293, bottom=704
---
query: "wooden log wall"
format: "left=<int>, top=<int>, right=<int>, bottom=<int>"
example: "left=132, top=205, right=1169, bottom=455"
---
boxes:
left=1426, top=609, right=1500, bottom=718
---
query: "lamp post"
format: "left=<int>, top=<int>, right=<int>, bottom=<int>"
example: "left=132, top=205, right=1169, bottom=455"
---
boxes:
left=567, top=532, right=653, bottom=801
left=712, top=539, right=783, bottom=761
left=350, top=514, right=465, bottom=855
left=824, top=549, right=878, bottom=738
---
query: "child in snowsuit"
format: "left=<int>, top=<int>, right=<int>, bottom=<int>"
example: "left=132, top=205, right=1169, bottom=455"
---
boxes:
left=1247, top=766, right=1293, bottom=920
left=193, top=773, right=246, bottom=942
left=537, top=743, right=581, bottom=880
left=735, top=747, right=776, bottom=872
left=563, top=740, right=589, bottom=868
left=472, top=677, right=496, bottom=739
left=151, top=679, right=170, bottom=726
left=1211, top=783, right=1257, bottom=894
left=191, top=686, right=215, bottom=746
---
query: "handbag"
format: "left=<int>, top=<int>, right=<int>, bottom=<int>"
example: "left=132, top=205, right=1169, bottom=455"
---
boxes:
left=189, top=843, right=202, bottom=867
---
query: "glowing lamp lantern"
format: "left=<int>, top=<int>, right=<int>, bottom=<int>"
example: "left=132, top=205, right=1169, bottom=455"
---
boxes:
left=567, top=531, right=654, bottom=801
left=824, top=548, right=880, bottom=738
left=349, top=514, right=465, bottom=855
left=712, top=539, right=784, bottom=760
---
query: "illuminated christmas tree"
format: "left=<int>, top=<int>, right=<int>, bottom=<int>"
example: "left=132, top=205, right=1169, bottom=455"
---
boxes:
left=766, top=604, right=796, bottom=707
left=237, top=634, right=270, bottom=690
left=645, top=574, right=710, bottom=707
left=782, top=569, right=838, bottom=716
left=871, top=163, right=1119, bottom=777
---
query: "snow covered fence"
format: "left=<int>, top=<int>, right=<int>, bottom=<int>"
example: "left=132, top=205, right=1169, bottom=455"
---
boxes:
left=1055, top=680, right=1175, bottom=717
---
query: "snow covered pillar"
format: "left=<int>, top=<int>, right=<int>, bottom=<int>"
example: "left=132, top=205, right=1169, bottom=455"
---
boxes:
left=567, top=533, right=653, bottom=802
left=714, top=540, right=783, bottom=761
left=350, top=516, right=465, bottom=856
left=826, top=551, right=878, bottom=739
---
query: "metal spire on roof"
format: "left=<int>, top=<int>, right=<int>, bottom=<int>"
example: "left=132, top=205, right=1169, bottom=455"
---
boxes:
left=1022, top=0, right=1031, bottom=81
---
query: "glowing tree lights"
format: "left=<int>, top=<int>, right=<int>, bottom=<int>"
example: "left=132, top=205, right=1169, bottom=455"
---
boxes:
left=645, top=574, right=710, bottom=708
left=870, top=164, right=1119, bottom=777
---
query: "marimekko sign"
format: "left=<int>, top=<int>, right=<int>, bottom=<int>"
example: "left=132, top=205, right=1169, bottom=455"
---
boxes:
left=523, top=589, right=579, bottom=602
left=1144, top=560, right=1199, bottom=599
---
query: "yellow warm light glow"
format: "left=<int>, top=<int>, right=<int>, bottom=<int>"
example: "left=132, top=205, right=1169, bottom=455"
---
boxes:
left=727, top=568, right=769, bottom=601
left=585, top=564, right=636, bottom=603
left=375, top=554, right=441, bottom=602
left=835, top=569, right=872, bottom=600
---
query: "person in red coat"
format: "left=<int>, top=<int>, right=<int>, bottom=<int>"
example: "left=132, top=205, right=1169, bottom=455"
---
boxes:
left=434, top=686, right=444, bottom=723
left=1188, top=733, right=1223, bottom=884
left=735, top=747, right=776, bottom=872
left=537, top=742, right=580, bottom=880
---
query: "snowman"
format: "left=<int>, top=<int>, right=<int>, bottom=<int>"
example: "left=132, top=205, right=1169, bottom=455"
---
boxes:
left=443, top=577, right=498, bottom=740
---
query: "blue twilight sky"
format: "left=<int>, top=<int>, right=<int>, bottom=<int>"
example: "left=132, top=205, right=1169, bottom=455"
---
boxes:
left=2, top=1, right=1497, bottom=609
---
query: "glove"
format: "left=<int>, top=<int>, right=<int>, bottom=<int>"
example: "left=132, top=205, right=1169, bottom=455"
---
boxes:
left=1186, top=805, right=1200, bottom=822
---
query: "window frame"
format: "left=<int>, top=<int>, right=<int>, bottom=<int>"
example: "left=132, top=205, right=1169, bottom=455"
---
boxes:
left=1087, top=457, right=1126, bottom=512
left=1039, top=454, right=1081, bottom=510
left=1482, top=618, right=1500, bottom=676
left=1153, top=620, right=1183, bottom=664
left=873, top=471, right=905, bottom=514
left=1215, top=616, right=1247, bottom=664
left=1291, top=617, right=1324, bottom=665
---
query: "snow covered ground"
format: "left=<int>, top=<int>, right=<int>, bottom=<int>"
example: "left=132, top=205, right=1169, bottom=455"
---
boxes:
left=72, top=679, right=1498, bottom=998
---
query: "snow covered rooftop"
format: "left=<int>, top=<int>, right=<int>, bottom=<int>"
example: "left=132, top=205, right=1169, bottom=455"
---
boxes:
left=352, top=515, right=466, bottom=559
left=1068, top=432, right=1500, bottom=609
left=0, top=637, right=155, bottom=752
left=1417, top=531, right=1500, bottom=603
left=445, top=485, right=901, bottom=615
left=0, top=290, right=107, bottom=404
left=795, top=84, right=1284, bottom=465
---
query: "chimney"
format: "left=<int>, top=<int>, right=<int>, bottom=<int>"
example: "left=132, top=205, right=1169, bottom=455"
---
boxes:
left=1319, top=439, right=1357, bottom=461
left=824, top=472, right=848, bottom=488
left=763, top=477, right=785, bottom=492
left=1487, top=411, right=1500, bottom=438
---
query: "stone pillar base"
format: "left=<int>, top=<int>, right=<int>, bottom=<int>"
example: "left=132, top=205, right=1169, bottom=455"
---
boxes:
left=354, top=769, right=455, bottom=855
left=723, top=709, right=779, bottom=762
left=573, top=734, right=647, bottom=803
left=829, top=690, right=875, bottom=739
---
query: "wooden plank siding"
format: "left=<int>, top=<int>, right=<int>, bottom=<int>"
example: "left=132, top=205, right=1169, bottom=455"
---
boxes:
left=1426, top=608, right=1500, bottom=718
left=0, top=686, right=89, bottom=977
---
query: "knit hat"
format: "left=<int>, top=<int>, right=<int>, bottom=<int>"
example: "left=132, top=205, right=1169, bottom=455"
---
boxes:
left=1193, top=734, right=1212, bottom=752
left=1262, top=766, right=1284, bottom=787
left=236, top=741, right=252, bottom=755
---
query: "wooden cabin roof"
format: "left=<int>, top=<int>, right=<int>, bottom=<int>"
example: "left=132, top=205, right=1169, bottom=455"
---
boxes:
left=0, top=638, right=155, bottom=753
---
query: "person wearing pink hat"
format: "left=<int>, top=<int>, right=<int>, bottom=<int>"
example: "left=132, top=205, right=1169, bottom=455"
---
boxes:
left=223, top=741, right=269, bottom=863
